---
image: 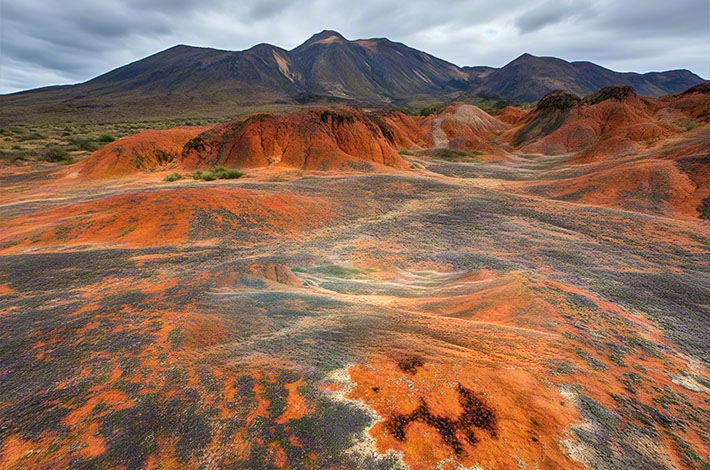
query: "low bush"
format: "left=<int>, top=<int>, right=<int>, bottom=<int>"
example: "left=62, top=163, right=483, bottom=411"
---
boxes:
left=192, top=170, right=216, bottom=181
left=192, top=167, right=244, bottom=181
left=98, top=134, right=116, bottom=143
left=681, top=121, right=698, bottom=133
left=68, top=136, right=101, bottom=152
left=43, top=146, right=72, bottom=163
left=163, top=172, right=182, bottom=182
left=419, top=105, right=443, bottom=116
left=18, top=132, right=45, bottom=141
left=428, top=148, right=485, bottom=161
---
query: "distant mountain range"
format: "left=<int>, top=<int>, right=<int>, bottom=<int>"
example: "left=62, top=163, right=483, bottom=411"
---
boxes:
left=470, top=53, right=704, bottom=102
left=1, top=30, right=704, bottom=123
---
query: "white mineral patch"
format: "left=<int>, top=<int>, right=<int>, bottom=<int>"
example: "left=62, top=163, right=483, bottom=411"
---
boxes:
left=324, top=366, right=408, bottom=469
left=671, top=374, right=709, bottom=393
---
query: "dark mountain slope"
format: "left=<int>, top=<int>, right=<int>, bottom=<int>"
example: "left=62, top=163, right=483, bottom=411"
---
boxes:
left=0, top=32, right=704, bottom=124
left=474, top=53, right=702, bottom=102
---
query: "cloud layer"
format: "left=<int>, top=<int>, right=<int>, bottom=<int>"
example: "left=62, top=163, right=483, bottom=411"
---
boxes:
left=1, top=0, right=708, bottom=93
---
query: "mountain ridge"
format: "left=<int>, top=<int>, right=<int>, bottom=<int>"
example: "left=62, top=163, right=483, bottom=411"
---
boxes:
left=1, top=30, right=704, bottom=124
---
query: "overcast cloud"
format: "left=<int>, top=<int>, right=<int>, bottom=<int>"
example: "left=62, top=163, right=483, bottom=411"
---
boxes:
left=1, top=0, right=708, bottom=93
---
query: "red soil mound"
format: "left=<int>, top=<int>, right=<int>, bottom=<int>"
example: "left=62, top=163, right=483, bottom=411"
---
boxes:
left=510, top=86, right=676, bottom=163
left=425, top=103, right=508, bottom=151
left=657, top=81, right=710, bottom=122
left=66, top=105, right=511, bottom=178
left=524, top=126, right=710, bottom=218
left=0, top=186, right=336, bottom=252
left=495, top=105, right=530, bottom=125
left=181, top=108, right=408, bottom=171
left=533, top=160, right=697, bottom=216
left=75, top=127, right=208, bottom=177
left=374, top=111, right=433, bottom=149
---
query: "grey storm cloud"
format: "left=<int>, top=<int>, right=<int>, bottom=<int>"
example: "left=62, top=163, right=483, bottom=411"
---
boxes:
left=0, top=0, right=708, bottom=93
left=514, top=0, right=596, bottom=33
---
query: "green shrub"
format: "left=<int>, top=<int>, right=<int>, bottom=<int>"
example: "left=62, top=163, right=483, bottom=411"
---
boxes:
left=212, top=167, right=244, bottom=179
left=18, top=132, right=45, bottom=141
left=427, top=148, right=484, bottom=161
left=681, top=121, right=698, bottom=133
left=419, top=106, right=443, bottom=116
left=163, top=172, right=183, bottom=182
left=192, top=167, right=243, bottom=181
left=398, top=149, right=415, bottom=155
left=98, top=134, right=116, bottom=143
left=43, top=146, right=72, bottom=163
left=192, top=170, right=215, bottom=181
left=68, top=136, right=101, bottom=152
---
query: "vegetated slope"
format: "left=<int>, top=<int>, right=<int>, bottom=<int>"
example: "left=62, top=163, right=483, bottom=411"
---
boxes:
left=1, top=32, right=704, bottom=124
left=181, top=107, right=408, bottom=170
left=74, top=127, right=208, bottom=177
left=473, top=53, right=704, bottom=102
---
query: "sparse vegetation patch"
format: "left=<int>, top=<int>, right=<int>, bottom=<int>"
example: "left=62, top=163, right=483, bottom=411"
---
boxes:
left=164, top=172, right=183, bottom=182
left=42, top=146, right=72, bottom=163
left=191, top=167, right=244, bottom=181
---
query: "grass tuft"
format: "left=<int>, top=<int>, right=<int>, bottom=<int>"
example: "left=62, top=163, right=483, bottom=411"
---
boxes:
left=163, top=172, right=182, bottom=182
left=192, top=167, right=243, bottom=181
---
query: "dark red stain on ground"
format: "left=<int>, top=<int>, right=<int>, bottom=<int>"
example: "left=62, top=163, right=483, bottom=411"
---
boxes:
left=386, top=383, right=497, bottom=455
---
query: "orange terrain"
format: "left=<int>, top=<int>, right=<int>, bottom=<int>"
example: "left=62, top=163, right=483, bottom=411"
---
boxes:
left=0, top=83, right=708, bottom=470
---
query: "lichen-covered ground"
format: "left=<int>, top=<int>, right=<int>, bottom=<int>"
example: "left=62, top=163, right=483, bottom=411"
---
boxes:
left=1, top=159, right=708, bottom=469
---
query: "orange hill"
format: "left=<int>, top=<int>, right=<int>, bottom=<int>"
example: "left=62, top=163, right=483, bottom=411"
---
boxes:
left=181, top=108, right=408, bottom=171
left=657, top=81, right=710, bottom=123
left=425, top=103, right=509, bottom=152
left=508, top=85, right=677, bottom=163
left=516, top=85, right=710, bottom=219
left=72, top=105, right=518, bottom=177
left=76, top=127, right=208, bottom=177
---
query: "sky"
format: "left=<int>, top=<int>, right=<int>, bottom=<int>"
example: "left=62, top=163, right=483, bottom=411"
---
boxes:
left=1, top=0, right=708, bottom=94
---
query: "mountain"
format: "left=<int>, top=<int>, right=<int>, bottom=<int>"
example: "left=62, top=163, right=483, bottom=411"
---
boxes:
left=0, top=31, right=469, bottom=124
left=472, top=53, right=703, bottom=102
left=0, top=31, right=704, bottom=124
left=290, top=31, right=469, bottom=101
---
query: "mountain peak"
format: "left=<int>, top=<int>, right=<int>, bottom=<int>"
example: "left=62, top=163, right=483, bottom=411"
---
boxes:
left=297, top=30, right=347, bottom=48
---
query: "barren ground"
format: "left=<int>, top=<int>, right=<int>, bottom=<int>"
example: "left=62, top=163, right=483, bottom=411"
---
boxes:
left=0, top=151, right=708, bottom=469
